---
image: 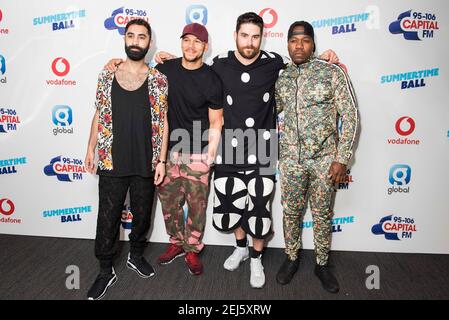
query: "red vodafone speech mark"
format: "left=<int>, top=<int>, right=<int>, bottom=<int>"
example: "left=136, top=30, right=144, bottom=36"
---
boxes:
left=395, top=116, right=415, bottom=136
left=0, top=198, right=15, bottom=216
left=51, top=57, right=70, bottom=77
left=259, top=8, right=278, bottom=29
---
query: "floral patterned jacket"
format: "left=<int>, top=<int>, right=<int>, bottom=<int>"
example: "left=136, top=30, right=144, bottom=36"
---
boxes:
left=94, top=68, right=168, bottom=171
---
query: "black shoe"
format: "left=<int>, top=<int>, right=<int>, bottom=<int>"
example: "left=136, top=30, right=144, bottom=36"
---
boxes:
left=314, top=264, right=339, bottom=293
left=276, top=256, right=299, bottom=285
left=87, top=267, right=117, bottom=300
left=127, top=254, right=155, bottom=278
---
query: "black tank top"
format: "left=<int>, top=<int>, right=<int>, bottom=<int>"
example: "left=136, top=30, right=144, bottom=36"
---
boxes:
left=98, top=76, right=154, bottom=177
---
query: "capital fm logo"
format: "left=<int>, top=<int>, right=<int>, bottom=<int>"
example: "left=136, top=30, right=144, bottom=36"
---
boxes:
left=387, top=117, right=420, bottom=145
left=0, top=107, right=20, bottom=133
left=121, top=205, right=133, bottom=230
left=52, top=105, right=74, bottom=135
left=0, top=9, right=10, bottom=35
left=389, top=10, right=439, bottom=40
left=0, top=198, right=21, bottom=224
left=387, top=164, right=411, bottom=195
left=372, top=215, right=417, bottom=240
left=104, top=7, right=149, bottom=35
left=259, top=8, right=283, bottom=38
left=47, top=57, right=76, bottom=86
left=43, top=156, right=86, bottom=182
left=337, top=169, right=354, bottom=190
left=186, top=4, right=208, bottom=25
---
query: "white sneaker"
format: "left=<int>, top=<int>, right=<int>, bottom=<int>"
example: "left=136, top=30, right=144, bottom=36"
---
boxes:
left=250, top=256, right=265, bottom=288
left=223, top=246, right=249, bottom=271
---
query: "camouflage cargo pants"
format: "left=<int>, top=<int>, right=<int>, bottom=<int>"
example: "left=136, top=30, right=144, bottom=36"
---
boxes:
left=280, top=156, right=335, bottom=265
left=157, top=153, right=210, bottom=253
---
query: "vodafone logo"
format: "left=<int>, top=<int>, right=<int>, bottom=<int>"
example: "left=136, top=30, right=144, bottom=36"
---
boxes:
left=395, top=116, right=415, bottom=136
left=0, top=198, right=14, bottom=216
left=51, top=57, right=70, bottom=77
left=259, top=8, right=278, bottom=28
left=0, top=9, right=3, bottom=22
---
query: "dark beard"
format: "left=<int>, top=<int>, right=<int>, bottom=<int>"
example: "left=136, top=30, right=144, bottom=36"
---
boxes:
left=237, top=46, right=259, bottom=60
left=125, top=44, right=149, bottom=61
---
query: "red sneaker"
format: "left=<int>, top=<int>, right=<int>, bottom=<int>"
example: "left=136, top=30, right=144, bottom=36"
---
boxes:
left=157, top=244, right=185, bottom=265
left=185, top=252, right=203, bottom=275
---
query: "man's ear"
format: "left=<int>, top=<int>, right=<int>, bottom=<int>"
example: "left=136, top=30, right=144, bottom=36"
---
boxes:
left=233, top=31, right=237, bottom=42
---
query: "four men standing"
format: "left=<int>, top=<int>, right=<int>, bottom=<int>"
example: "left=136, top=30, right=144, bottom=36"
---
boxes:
left=86, top=12, right=357, bottom=299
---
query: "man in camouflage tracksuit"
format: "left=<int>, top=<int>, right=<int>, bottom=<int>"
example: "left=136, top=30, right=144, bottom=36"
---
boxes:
left=274, top=21, right=358, bottom=293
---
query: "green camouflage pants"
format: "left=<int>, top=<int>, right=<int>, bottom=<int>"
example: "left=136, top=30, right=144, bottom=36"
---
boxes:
left=157, top=154, right=210, bottom=253
left=280, top=156, right=335, bottom=265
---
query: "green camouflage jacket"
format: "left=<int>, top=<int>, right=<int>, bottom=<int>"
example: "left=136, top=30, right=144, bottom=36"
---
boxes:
left=275, top=57, right=358, bottom=165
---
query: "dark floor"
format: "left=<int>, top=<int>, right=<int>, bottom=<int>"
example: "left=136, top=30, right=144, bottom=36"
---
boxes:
left=0, top=234, right=448, bottom=300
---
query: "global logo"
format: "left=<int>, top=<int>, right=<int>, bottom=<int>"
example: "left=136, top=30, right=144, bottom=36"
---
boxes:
left=0, top=198, right=14, bottom=216
left=52, top=105, right=72, bottom=126
left=388, top=164, right=411, bottom=195
left=259, top=8, right=278, bottom=28
left=395, top=116, right=415, bottom=136
left=43, top=156, right=86, bottom=182
left=104, top=7, right=149, bottom=35
left=0, top=54, right=5, bottom=75
left=51, top=57, right=70, bottom=77
left=186, top=5, right=207, bottom=25
left=372, top=215, right=417, bottom=240
left=389, top=10, right=439, bottom=40
left=52, top=105, right=74, bottom=135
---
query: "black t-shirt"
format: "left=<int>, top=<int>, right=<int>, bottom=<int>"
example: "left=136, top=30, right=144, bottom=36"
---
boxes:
left=211, top=50, right=286, bottom=172
left=98, top=76, right=153, bottom=177
left=156, top=58, right=223, bottom=154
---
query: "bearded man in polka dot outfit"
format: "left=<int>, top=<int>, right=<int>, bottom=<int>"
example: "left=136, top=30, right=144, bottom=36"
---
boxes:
left=208, top=12, right=339, bottom=289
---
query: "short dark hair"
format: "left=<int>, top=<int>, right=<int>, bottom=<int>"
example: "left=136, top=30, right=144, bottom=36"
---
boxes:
left=236, top=12, right=264, bottom=35
left=125, top=18, right=152, bottom=38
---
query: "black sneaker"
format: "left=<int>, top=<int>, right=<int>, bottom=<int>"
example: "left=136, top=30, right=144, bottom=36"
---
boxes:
left=87, top=267, right=117, bottom=300
left=276, top=256, right=299, bottom=285
left=314, top=264, right=339, bottom=293
left=127, top=254, right=155, bottom=278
